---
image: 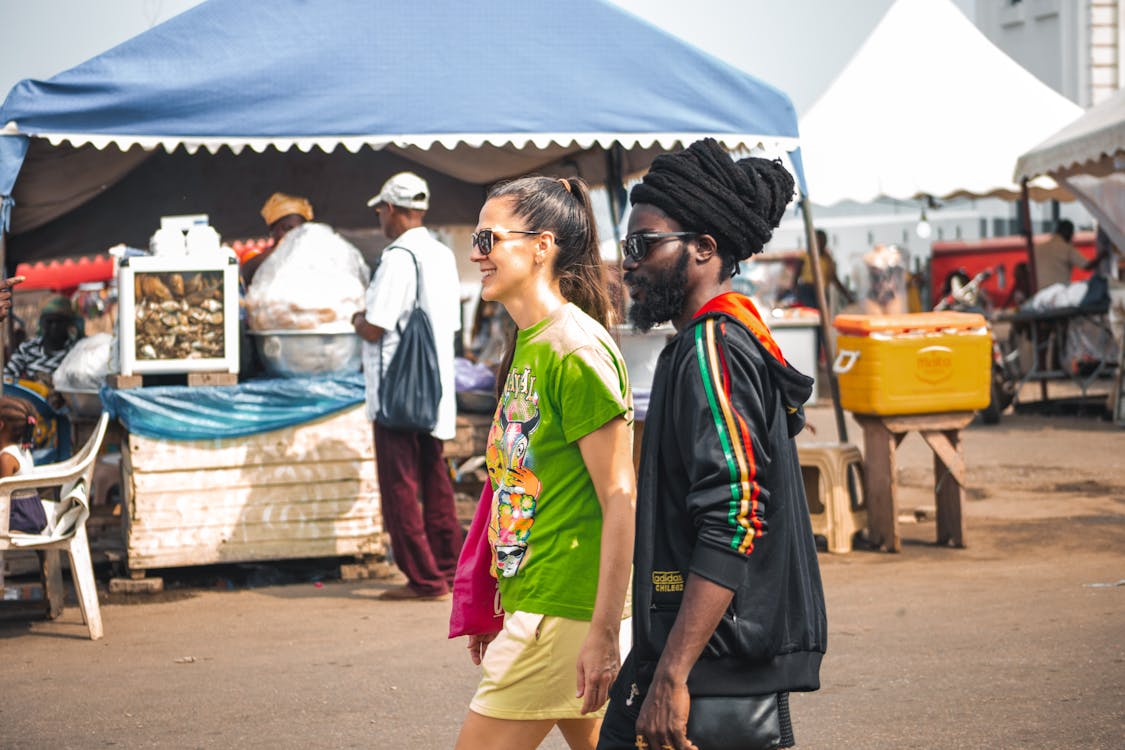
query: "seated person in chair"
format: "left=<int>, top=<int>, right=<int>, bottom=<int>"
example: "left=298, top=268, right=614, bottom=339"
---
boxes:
left=4, top=296, right=83, bottom=389
left=1, top=395, right=45, bottom=534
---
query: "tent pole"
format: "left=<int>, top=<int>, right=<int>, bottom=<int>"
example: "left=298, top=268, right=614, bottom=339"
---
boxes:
left=604, top=145, right=628, bottom=332
left=0, top=223, right=7, bottom=375
left=1019, top=178, right=1049, bottom=400
left=1020, top=178, right=1038, bottom=291
left=800, top=197, right=848, bottom=443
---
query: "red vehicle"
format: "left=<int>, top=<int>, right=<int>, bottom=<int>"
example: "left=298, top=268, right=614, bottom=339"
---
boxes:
left=929, top=231, right=1098, bottom=309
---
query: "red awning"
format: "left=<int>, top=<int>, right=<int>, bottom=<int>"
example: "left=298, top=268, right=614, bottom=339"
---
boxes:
left=14, top=254, right=116, bottom=291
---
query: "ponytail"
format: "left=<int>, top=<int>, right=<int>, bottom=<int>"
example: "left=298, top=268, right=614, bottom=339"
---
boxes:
left=552, top=177, right=612, bottom=328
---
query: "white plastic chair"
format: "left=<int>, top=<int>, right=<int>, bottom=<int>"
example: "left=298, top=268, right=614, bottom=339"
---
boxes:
left=0, top=411, right=110, bottom=640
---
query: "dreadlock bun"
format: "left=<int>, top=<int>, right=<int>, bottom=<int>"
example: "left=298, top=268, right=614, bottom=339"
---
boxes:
left=630, top=138, right=795, bottom=275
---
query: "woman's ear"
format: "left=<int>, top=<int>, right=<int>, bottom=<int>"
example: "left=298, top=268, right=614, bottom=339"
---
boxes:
left=535, top=232, right=556, bottom=266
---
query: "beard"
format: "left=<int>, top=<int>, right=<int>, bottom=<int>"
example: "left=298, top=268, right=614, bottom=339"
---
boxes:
left=626, top=248, right=690, bottom=332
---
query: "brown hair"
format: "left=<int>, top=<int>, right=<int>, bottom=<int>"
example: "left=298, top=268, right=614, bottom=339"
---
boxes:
left=486, top=175, right=612, bottom=394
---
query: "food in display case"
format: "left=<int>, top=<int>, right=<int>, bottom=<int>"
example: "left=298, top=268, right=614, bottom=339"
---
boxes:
left=133, top=270, right=226, bottom=360
left=118, top=255, right=240, bottom=375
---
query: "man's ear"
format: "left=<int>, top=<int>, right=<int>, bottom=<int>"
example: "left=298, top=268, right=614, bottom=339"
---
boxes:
left=694, top=234, right=718, bottom=263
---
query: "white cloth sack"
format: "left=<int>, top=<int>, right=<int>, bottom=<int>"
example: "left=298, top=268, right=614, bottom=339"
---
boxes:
left=53, top=333, right=115, bottom=391
left=244, top=223, right=371, bottom=332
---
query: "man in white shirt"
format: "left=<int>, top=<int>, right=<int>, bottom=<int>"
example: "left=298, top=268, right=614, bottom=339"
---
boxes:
left=352, top=172, right=463, bottom=601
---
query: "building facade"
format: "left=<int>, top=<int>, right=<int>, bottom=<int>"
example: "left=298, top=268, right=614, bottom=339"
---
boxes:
left=977, top=0, right=1123, bottom=106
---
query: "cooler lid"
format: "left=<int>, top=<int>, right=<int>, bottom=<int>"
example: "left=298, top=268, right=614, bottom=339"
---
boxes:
left=833, top=311, right=987, bottom=336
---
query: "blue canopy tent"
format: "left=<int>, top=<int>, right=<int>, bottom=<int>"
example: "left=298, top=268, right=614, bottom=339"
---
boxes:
left=0, top=0, right=806, bottom=261
left=0, top=0, right=848, bottom=438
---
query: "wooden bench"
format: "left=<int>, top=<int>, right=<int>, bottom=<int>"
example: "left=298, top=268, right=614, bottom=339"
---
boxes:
left=853, top=411, right=975, bottom=552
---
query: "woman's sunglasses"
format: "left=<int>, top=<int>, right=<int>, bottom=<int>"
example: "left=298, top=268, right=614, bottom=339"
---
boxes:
left=620, top=232, right=698, bottom=263
left=471, top=228, right=542, bottom=256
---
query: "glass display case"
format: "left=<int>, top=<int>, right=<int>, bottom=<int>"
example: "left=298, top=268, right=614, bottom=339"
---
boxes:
left=117, top=255, right=240, bottom=376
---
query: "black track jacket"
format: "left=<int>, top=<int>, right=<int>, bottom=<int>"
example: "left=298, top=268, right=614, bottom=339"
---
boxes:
left=630, top=293, right=827, bottom=697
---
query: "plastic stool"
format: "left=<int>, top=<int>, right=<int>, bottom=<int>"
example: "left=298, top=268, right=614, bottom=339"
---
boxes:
left=797, top=442, right=867, bottom=553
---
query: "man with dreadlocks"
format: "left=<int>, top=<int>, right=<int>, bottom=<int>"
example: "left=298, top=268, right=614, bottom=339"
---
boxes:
left=597, top=139, right=826, bottom=750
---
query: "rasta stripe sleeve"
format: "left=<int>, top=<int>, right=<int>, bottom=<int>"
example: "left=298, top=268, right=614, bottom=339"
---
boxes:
left=694, top=319, right=763, bottom=555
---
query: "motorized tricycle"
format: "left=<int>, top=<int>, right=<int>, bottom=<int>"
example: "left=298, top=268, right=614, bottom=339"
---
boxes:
left=934, top=267, right=1020, bottom=423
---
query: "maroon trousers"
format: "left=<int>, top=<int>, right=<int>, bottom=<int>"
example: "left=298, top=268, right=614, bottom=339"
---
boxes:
left=373, top=423, right=463, bottom=596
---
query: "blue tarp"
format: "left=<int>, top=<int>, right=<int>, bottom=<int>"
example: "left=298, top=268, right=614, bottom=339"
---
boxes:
left=0, top=0, right=806, bottom=257
left=100, top=373, right=366, bottom=441
left=0, top=135, right=27, bottom=232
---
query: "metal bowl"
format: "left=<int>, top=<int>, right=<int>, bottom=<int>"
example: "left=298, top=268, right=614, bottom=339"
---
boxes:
left=250, top=330, right=362, bottom=378
left=456, top=389, right=497, bottom=415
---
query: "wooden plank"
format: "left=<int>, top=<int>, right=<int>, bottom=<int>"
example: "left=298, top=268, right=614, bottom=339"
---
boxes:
left=127, top=518, right=382, bottom=555
left=109, top=577, right=164, bottom=594
left=126, top=406, right=373, bottom=471
left=130, top=460, right=375, bottom=493
left=859, top=417, right=900, bottom=552
left=187, top=372, right=238, bottom=387
left=876, top=411, right=975, bottom=434
left=445, top=413, right=493, bottom=459
left=935, top=428, right=966, bottom=547
left=920, top=430, right=966, bottom=486
left=128, top=494, right=380, bottom=531
left=127, top=535, right=385, bottom=570
left=107, top=374, right=143, bottom=390
left=128, top=479, right=378, bottom=516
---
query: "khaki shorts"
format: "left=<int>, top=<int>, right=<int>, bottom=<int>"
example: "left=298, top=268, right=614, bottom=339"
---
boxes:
left=470, top=610, right=604, bottom=721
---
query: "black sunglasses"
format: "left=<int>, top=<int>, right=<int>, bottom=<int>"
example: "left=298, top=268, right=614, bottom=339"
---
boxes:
left=471, top=228, right=541, bottom=256
left=620, top=232, right=698, bottom=262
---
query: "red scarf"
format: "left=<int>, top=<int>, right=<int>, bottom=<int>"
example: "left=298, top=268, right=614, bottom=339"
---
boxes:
left=694, top=292, right=787, bottom=366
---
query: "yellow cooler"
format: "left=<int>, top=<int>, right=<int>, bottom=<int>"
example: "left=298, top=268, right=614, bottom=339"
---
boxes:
left=832, top=312, right=992, bottom=415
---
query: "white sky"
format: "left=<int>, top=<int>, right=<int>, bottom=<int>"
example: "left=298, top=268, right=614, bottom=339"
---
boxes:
left=0, top=0, right=976, bottom=115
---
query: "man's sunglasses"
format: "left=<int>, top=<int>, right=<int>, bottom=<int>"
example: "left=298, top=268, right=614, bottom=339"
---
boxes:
left=471, top=228, right=541, bottom=256
left=620, top=232, right=698, bottom=262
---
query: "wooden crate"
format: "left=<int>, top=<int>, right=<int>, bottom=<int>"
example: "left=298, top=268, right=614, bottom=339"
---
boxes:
left=445, top=413, right=493, bottom=460
left=121, top=404, right=383, bottom=571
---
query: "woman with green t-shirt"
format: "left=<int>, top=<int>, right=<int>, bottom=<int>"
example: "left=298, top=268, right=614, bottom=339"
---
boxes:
left=454, top=176, right=635, bottom=750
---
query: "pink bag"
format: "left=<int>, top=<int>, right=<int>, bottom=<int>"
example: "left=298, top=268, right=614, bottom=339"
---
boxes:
left=448, top=482, right=505, bottom=638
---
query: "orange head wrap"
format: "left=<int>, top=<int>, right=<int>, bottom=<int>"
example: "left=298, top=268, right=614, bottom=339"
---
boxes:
left=260, top=192, right=314, bottom=226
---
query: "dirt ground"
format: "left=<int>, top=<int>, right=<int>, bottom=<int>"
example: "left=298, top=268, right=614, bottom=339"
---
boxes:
left=1, top=402, right=1123, bottom=749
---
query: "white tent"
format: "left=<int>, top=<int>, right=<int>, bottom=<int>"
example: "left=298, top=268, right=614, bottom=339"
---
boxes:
left=1015, top=87, right=1125, bottom=251
left=798, top=0, right=1083, bottom=206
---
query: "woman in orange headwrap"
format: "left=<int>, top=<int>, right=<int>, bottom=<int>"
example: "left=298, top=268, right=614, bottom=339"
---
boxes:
left=241, top=192, right=315, bottom=286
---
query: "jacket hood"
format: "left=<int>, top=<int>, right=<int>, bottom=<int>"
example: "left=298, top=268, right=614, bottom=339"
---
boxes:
left=694, top=292, right=815, bottom=437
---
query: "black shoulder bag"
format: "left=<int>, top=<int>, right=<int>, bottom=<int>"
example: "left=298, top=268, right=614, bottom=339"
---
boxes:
left=376, top=246, right=442, bottom=432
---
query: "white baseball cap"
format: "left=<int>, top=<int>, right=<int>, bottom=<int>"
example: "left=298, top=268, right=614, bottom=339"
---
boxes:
left=366, top=172, right=430, bottom=210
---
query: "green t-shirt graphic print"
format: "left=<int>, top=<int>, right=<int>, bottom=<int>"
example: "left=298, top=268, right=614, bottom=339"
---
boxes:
left=485, top=304, right=632, bottom=621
